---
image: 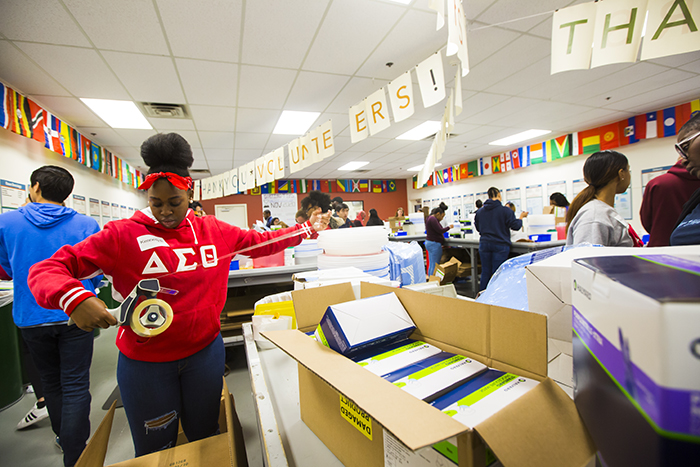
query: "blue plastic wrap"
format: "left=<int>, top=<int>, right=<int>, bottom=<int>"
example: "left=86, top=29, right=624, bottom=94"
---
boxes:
left=476, top=243, right=601, bottom=310
left=382, top=241, right=426, bottom=286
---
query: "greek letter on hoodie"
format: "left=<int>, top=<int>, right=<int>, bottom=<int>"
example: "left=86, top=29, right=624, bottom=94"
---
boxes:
left=28, top=208, right=316, bottom=362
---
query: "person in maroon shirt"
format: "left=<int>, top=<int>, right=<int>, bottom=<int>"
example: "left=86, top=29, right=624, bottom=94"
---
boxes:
left=425, top=207, right=453, bottom=276
left=639, top=160, right=700, bottom=246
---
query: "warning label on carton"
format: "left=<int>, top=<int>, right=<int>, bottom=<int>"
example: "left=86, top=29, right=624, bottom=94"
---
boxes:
left=340, top=395, right=372, bottom=440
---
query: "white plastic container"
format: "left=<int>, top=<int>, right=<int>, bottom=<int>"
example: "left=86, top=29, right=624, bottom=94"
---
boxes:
left=317, top=251, right=390, bottom=277
left=527, top=214, right=555, bottom=235
left=317, top=226, right=389, bottom=256
left=294, top=239, right=322, bottom=265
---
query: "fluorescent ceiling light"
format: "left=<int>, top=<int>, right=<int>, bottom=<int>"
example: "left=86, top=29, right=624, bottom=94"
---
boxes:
left=80, top=98, right=152, bottom=130
left=338, top=161, right=369, bottom=171
left=396, top=121, right=442, bottom=140
left=489, top=129, right=551, bottom=146
left=407, top=163, right=442, bottom=172
left=273, top=110, right=320, bottom=135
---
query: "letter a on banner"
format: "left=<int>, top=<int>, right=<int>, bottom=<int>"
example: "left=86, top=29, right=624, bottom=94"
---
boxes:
left=319, top=120, right=335, bottom=160
left=387, top=71, right=414, bottom=123
left=349, top=100, right=369, bottom=143
left=447, top=0, right=470, bottom=76
left=642, top=0, right=700, bottom=60
left=366, top=88, right=391, bottom=136
left=415, top=52, right=446, bottom=109
left=591, top=0, right=647, bottom=68
left=551, top=2, right=597, bottom=74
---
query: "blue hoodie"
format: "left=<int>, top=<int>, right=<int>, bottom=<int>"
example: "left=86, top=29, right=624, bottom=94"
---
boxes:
left=474, top=199, right=522, bottom=246
left=0, top=203, right=101, bottom=327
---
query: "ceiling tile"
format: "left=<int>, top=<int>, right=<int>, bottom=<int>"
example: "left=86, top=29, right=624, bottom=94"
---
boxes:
left=31, top=95, right=105, bottom=127
left=64, top=0, right=169, bottom=55
left=76, top=127, right=129, bottom=147
left=598, top=69, right=697, bottom=108
left=527, top=15, right=553, bottom=39
left=519, top=62, right=632, bottom=100
left=475, top=0, right=564, bottom=32
left=456, top=92, right=510, bottom=121
left=235, top=108, right=280, bottom=133
left=106, top=146, right=141, bottom=160
left=147, top=118, right=196, bottom=131
left=0, top=0, right=91, bottom=47
left=285, top=72, right=351, bottom=112
left=603, top=75, right=700, bottom=114
left=236, top=133, right=270, bottom=150
left=102, top=51, right=185, bottom=103
left=303, top=0, right=405, bottom=75
left=0, top=42, right=71, bottom=96
left=242, top=0, right=329, bottom=69
left=207, top=160, right=233, bottom=173
left=326, top=76, right=390, bottom=113
left=192, top=147, right=206, bottom=162
left=199, top=131, right=234, bottom=149
left=16, top=43, right=130, bottom=99
left=203, top=148, right=234, bottom=161
left=113, top=129, right=158, bottom=147
left=679, top=59, right=700, bottom=74
left=233, top=149, right=262, bottom=166
left=189, top=105, right=237, bottom=132
left=176, top=58, right=238, bottom=106
left=237, top=65, right=298, bottom=109
left=157, top=0, right=242, bottom=62
left=464, top=23, right=521, bottom=67
left=163, top=130, right=201, bottom=148
left=485, top=56, right=551, bottom=95
left=645, top=52, right=700, bottom=69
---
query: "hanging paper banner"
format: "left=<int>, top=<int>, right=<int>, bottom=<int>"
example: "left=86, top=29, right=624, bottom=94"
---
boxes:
left=213, top=174, right=224, bottom=198
left=447, top=0, right=469, bottom=76
left=349, top=100, right=369, bottom=143
left=641, top=0, right=700, bottom=60
left=272, top=146, right=286, bottom=178
left=428, top=0, right=445, bottom=30
left=307, top=126, right=323, bottom=164
left=299, top=132, right=314, bottom=169
left=454, top=67, right=463, bottom=116
left=255, top=156, right=268, bottom=186
left=319, top=120, right=335, bottom=160
left=366, top=88, right=391, bottom=136
left=239, top=161, right=254, bottom=191
left=551, top=2, right=597, bottom=74
left=591, top=0, right=647, bottom=68
left=387, top=71, right=414, bottom=123
left=263, top=151, right=277, bottom=184
left=221, top=170, right=233, bottom=196
left=415, top=52, right=446, bottom=109
left=288, top=138, right=302, bottom=174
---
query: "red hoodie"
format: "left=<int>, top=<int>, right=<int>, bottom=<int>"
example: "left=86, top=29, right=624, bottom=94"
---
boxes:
left=28, top=208, right=316, bottom=362
left=640, top=162, right=700, bottom=247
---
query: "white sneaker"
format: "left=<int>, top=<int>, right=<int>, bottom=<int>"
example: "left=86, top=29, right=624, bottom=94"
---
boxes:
left=16, top=403, right=49, bottom=430
left=25, top=385, right=35, bottom=394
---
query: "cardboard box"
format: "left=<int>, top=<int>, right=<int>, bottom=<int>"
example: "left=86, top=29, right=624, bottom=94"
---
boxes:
left=542, top=205, right=566, bottom=225
left=75, top=379, right=247, bottom=467
left=383, top=351, right=488, bottom=402
left=352, top=339, right=443, bottom=376
left=264, top=283, right=595, bottom=467
left=435, top=257, right=460, bottom=285
left=315, top=292, right=415, bottom=357
left=571, top=254, right=700, bottom=466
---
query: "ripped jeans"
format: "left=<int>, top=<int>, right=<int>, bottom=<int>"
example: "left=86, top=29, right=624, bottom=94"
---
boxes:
left=116, top=334, right=225, bottom=457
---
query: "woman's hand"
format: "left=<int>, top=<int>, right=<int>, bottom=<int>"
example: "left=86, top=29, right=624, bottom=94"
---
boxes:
left=70, top=296, right=118, bottom=332
left=309, top=208, right=331, bottom=232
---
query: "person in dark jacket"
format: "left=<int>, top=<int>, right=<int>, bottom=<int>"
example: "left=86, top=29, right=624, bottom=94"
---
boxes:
left=475, top=187, right=527, bottom=291
left=365, top=208, right=384, bottom=226
left=425, top=207, right=453, bottom=276
left=671, top=113, right=700, bottom=245
left=334, top=203, right=353, bottom=228
left=642, top=160, right=700, bottom=246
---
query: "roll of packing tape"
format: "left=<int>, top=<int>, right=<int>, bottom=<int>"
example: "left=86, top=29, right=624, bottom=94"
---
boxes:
left=130, top=299, right=174, bottom=337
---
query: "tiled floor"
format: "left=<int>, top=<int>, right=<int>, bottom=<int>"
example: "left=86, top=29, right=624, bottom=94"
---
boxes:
left=0, top=326, right=263, bottom=467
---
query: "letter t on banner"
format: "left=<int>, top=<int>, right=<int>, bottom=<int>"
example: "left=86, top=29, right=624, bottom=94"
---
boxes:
left=387, top=71, right=414, bottom=123
left=591, top=0, right=647, bottom=68
left=366, top=88, right=391, bottom=136
left=349, top=100, right=369, bottom=143
left=551, top=2, right=597, bottom=74
left=641, top=0, right=700, bottom=60
left=415, top=52, right=446, bottom=109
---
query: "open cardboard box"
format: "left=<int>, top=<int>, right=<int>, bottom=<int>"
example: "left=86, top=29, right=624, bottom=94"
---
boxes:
left=263, top=283, right=595, bottom=467
left=75, top=379, right=248, bottom=467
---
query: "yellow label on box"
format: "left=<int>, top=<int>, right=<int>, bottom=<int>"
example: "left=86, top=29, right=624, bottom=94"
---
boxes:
left=339, top=395, right=372, bottom=440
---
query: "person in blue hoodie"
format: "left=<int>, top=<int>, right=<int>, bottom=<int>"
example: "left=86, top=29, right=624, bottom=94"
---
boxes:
left=474, top=187, right=528, bottom=291
left=0, top=165, right=101, bottom=467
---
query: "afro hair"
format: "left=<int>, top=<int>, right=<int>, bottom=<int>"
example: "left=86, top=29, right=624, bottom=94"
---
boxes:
left=141, top=133, right=194, bottom=177
left=301, top=190, right=331, bottom=215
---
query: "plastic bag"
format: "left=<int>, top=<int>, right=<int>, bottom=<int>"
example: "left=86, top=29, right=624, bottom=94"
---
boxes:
left=0, top=281, right=13, bottom=307
left=252, top=315, right=293, bottom=350
left=382, top=241, right=426, bottom=286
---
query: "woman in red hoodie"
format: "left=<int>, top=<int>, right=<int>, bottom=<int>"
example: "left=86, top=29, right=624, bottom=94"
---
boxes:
left=28, top=133, right=330, bottom=458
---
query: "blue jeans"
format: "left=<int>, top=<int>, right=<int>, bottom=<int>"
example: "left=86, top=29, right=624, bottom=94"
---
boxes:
left=117, top=334, right=225, bottom=457
left=425, top=240, right=443, bottom=276
left=21, top=324, right=94, bottom=467
left=479, top=241, right=511, bottom=291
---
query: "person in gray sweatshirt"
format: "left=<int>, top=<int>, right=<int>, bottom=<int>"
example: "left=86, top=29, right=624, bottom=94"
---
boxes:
left=566, top=150, right=643, bottom=247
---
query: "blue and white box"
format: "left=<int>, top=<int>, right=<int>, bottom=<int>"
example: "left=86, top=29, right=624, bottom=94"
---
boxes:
left=571, top=254, right=700, bottom=467
left=431, top=369, right=539, bottom=428
left=382, top=351, right=487, bottom=402
left=351, top=339, right=443, bottom=376
left=314, top=292, right=415, bottom=357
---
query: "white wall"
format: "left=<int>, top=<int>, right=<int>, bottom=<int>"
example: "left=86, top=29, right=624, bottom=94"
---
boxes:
left=406, top=136, right=681, bottom=236
left=0, top=128, right=146, bottom=223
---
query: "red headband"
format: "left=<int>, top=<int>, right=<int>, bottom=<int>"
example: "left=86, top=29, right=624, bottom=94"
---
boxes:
left=138, top=172, right=193, bottom=191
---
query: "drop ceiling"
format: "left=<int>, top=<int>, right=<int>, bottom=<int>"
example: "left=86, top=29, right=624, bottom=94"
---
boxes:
left=1, top=0, right=699, bottom=180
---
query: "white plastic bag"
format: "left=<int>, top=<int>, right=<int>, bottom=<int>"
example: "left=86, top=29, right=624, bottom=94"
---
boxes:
left=252, top=315, right=293, bottom=350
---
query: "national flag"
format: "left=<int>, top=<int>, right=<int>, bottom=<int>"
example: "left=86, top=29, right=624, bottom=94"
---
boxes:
left=309, top=180, right=321, bottom=191
left=351, top=179, right=361, bottom=192
left=675, top=102, right=694, bottom=133
left=9, top=90, right=32, bottom=138
left=478, top=157, right=492, bottom=176
left=277, top=180, right=290, bottom=193
left=260, top=183, right=270, bottom=194
left=661, top=107, right=678, bottom=138
left=619, top=115, right=645, bottom=145
left=250, top=186, right=261, bottom=195
left=570, top=133, right=580, bottom=156
left=528, top=143, right=544, bottom=165
left=371, top=180, right=383, bottom=193
left=547, top=135, right=571, bottom=160
left=434, top=169, right=444, bottom=185
left=299, top=179, right=308, bottom=194
left=27, top=98, right=45, bottom=144
left=459, top=163, right=469, bottom=179
left=646, top=112, right=658, bottom=139
left=356, top=179, right=367, bottom=192
left=452, top=165, right=461, bottom=181
left=426, top=173, right=434, bottom=186
left=44, top=113, right=63, bottom=155
left=689, top=99, right=700, bottom=121
left=0, top=83, right=8, bottom=129
left=500, top=152, right=511, bottom=172
left=381, top=180, right=389, bottom=192
left=80, top=134, right=92, bottom=166
left=443, top=167, right=452, bottom=183
left=578, top=128, right=601, bottom=154
left=68, top=127, right=80, bottom=162
left=412, top=175, right=419, bottom=190
left=289, top=180, right=297, bottom=193
left=336, top=179, right=347, bottom=192
left=491, top=155, right=501, bottom=173
left=510, top=149, right=522, bottom=168
left=600, top=123, right=620, bottom=150
left=60, top=122, right=74, bottom=159
left=467, top=160, right=478, bottom=177
left=520, top=147, right=531, bottom=167
left=269, top=181, right=277, bottom=194
left=91, top=143, right=102, bottom=171
left=387, top=180, right=396, bottom=192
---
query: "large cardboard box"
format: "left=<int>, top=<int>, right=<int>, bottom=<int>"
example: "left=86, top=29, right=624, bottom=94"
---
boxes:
left=75, top=379, right=248, bottom=467
left=435, top=257, right=460, bottom=285
left=571, top=254, right=700, bottom=467
left=264, top=283, right=595, bottom=467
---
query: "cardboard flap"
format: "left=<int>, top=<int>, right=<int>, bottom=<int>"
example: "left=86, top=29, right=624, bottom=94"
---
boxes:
left=490, top=306, right=548, bottom=378
left=75, top=401, right=116, bottom=467
left=475, top=379, right=595, bottom=467
left=292, top=283, right=357, bottom=330
left=262, top=329, right=469, bottom=450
